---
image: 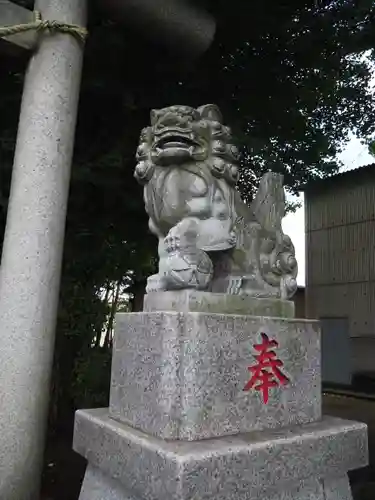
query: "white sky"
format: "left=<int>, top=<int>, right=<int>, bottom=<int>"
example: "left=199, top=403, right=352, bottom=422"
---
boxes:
left=282, top=134, right=374, bottom=286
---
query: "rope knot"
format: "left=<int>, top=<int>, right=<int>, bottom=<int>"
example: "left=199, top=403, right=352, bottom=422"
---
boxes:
left=0, top=10, right=88, bottom=44
left=37, top=20, right=61, bottom=32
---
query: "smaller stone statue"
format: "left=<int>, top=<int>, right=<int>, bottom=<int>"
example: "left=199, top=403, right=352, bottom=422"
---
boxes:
left=134, top=104, right=297, bottom=299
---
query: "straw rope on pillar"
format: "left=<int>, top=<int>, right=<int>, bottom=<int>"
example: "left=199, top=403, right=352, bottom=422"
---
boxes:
left=0, top=9, right=88, bottom=44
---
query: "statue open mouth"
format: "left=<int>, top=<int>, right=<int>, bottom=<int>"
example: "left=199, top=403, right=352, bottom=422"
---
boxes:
left=152, top=131, right=204, bottom=165
left=155, top=132, right=199, bottom=150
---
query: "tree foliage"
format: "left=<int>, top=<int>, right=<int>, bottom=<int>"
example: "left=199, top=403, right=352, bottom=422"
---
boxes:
left=81, top=0, right=375, bottom=197
left=1, top=0, right=375, bottom=434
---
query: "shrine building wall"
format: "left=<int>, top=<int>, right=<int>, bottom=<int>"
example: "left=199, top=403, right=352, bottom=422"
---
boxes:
left=304, top=164, right=375, bottom=384
left=293, top=286, right=306, bottom=318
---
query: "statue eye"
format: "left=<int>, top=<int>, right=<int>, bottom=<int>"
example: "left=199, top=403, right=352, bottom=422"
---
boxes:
left=210, top=121, right=223, bottom=135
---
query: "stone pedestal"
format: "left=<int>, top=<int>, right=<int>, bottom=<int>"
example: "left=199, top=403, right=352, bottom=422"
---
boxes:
left=73, top=291, right=368, bottom=499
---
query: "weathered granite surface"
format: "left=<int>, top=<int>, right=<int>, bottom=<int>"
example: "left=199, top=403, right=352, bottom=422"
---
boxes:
left=109, top=311, right=321, bottom=440
left=134, top=104, right=298, bottom=299
left=0, top=2, right=87, bottom=499
left=79, top=465, right=136, bottom=500
left=74, top=409, right=368, bottom=500
left=73, top=101, right=369, bottom=500
left=79, top=466, right=353, bottom=500
left=143, top=290, right=295, bottom=317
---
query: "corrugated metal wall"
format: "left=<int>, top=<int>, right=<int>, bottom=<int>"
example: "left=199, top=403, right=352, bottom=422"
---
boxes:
left=305, top=173, right=375, bottom=374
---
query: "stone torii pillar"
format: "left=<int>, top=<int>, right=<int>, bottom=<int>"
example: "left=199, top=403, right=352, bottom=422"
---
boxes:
left=0, top=1, right=87, bottom=498
left=0, top=1, right=215, bottom=498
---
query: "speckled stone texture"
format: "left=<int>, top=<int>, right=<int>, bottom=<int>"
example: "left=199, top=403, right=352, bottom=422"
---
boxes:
left=0, top=1, right=86, bottom=498
left=79, top=465, right=136, bottom=500
left=79, top=468, right=353, bottom=500
left=109, top=311, right=321, bottom=440
left=75, top=296, right=368, bottom=500
left=73, top=409, right=367, bottom=500
left=143, top=290, right=295, bottom=317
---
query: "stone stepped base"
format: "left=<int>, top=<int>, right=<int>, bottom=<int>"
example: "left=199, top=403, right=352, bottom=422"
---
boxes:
left=73, top=408, right=368, bottom=500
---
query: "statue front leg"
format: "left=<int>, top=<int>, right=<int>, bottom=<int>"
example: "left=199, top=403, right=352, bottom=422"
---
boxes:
left=162, top=217, right=214, bottom=291
left=145, top=219, right=168, bottom=293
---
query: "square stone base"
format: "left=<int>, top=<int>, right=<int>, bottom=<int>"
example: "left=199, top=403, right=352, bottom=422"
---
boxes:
left=73, top=408, right=368, bottom=500
left=110, top=311, right=321, bottom=440
left=143, top=290, right=295, bottom=318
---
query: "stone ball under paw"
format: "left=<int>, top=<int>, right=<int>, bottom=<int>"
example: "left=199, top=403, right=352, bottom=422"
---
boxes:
left=164, top=251, right=213, bottom=290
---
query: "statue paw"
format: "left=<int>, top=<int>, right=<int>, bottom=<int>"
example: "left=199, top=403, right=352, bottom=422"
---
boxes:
left=280, top=275, right=298, bottom=300
left=146, top=274, right=165, bottom=293
left=226, top=276, right=243, bottom=295
left=164, top=233, right=181, bottom=254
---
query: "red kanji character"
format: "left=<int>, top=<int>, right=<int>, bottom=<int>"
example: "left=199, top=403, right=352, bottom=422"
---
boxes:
left=243, top=332, right=289, bottom=404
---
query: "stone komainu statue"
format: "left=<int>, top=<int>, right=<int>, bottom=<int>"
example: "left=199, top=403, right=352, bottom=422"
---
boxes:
left=134, top=104, right=298, bottom=299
